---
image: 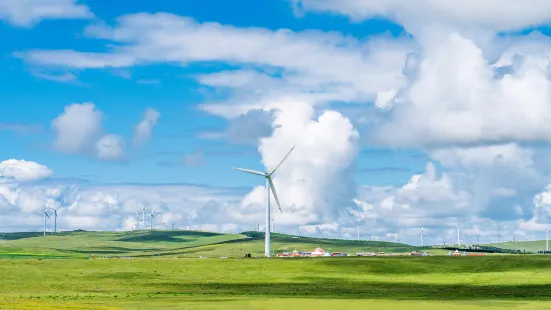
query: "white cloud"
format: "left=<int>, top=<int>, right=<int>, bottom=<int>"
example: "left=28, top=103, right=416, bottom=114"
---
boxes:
left=0, top=159, right=53, bottom=182
left=95, top=134, right=125, bottom=162
left=52, top=103, right=129, bottom=162
left=238, top=99, right=360, bottom=225
left=371, top=31, right=551, bottom=147
left=293, top=0, right=551, bottom=32
left=133, top=108, right=160, bottom=145
left=52, top=103, right=102, bottom=154
left=0, top=0, right=92, bottom=27
left=20, top=12, right=413, bottom=115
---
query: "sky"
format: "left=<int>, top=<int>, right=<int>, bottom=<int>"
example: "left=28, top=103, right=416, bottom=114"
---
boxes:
left=3, top=0, right=551, bottom=246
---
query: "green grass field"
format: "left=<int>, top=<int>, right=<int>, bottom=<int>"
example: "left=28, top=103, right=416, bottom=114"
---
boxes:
left=1, top=256, right=551, bottom=309
left=1, top=231, right=550, bottom=309
left=486, top=240, right=549, bottom=252
left=0, top=230, right=437, bottom=258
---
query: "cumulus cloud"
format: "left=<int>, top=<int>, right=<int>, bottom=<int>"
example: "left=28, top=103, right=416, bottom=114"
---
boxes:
left=95, top=135, right=125, bottom=162
left=51, top=103, right=128, bottom=162
left=371, top=31, right=551, bottom=148
left=52, top=103, right=102, bottom=154
left=133, top=108, right=160, bottom=145
left=0, top=159, right=53, bottom=182
left=238, top=100, right=360, bottom=225
left=0, top=0, right=93, bottom=27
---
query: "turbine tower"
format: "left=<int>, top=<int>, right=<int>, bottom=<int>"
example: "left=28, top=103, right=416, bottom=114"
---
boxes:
left=47, top=205, right=63, bottom=233
left=354, top=225, right=361, bottom=241
left=233, top=145, right=295, bottom=258
left=38, top=210, right=50, bottom=237
left=421, top=226, right=428, bottom=247
left=546, top=229, right=550, bottom=252
left=149, top=209, right=161, bottom=230
left=140, top=204, right=148, bottom=230
left=133, top=212, right=141, bottom=230
left=455, top=224, right=463, bottom=247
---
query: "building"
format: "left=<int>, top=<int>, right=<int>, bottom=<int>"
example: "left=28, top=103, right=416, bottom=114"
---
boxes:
left=311, top=247, right=325, bottom=257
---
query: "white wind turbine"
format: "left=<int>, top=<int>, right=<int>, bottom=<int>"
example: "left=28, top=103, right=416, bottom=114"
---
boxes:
left=47, top=204, right=63, bottom=233
left=455, top=224, right=463, bottom=246
left=368, top=233, right=375, bottom=240
left=233, top=145, right=295, bottom=258
left=38, top=209, right=50, bottom=237
left=148, top=209, right=162, bottom=230
left=140, top=204, right=149, bottom=230
left=544, top=229, right=550, bottom=251
left=354, top=225, right=361, bottom=241
left=421, top=226, right=428, bottom=246
left=133, top=212, right=141, bottom=230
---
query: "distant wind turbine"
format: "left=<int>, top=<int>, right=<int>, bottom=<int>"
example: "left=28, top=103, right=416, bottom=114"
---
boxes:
left=140, top=204, right=148, bottom=230
left=354, top=225, right=361, bottom=241
left=368, top=233, right=375, bottom=240
left=232, top=145, right=295, bottom=257
left=38, top=209, right=50, bottom=237
left=133, top=212, right=141, bottom=230
left=148, top=209, right=162, bottom=230
left=546, top=229, right=550, bottom=252
left=455, top=224, right=463, bottom=246
left=421, top=226, right=428, bottom=246
left=47, top=205, right=63, bottom=233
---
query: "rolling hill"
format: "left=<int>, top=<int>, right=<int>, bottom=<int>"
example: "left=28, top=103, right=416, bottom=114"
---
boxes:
left=0, top=230, right=438, bottom=258
left=485, top=240, right=550, bottom=252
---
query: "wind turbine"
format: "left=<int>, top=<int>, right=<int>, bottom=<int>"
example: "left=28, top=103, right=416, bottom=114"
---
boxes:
left=368, top=233, right=375, bottom=240
left=232, top=145, right=295, bottom=257
left=38, top=210, right=50, bottom=237
left=272, top=218, right=275, bottom=233
left=546, top=229, right=550, bottom=252
left=455, top=224, right=463, bottom=246
left=140, top=204, right=148, bottom=230
left=421, top=226, right=428, bottom=246
left=354, top=225, right=361, bottom=241
left=148, top=209, right=161, bottom=230
left=47, top=205, right=63, bottom=233
left=133, top=212, right=141, bottom=230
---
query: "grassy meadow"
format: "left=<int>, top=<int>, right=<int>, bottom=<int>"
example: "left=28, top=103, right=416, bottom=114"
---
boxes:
left=1, top=256, right=551, bottom=309
left=1, top=231, right=551, bottom=309
left=0, top=230, right=435, bottom=258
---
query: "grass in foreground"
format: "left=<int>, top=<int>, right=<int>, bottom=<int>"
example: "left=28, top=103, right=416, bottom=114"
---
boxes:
left=1, top=256, right=551, bottom=309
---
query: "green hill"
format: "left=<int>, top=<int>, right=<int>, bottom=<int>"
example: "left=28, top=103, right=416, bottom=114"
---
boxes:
left=485, top=240, right=551, bottom=252
left=0, top=230, right=439, bottom=258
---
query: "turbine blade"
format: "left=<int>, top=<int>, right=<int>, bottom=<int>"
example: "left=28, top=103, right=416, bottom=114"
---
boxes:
left=269, top=146, right=295, bottom=176
left=268, top=177, right=283, bottom=214
left=45, top=213, right=50, bottom=219
left=232, top=167, right=266, bottom=176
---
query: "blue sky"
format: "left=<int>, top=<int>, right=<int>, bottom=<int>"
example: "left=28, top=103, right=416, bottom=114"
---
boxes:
left=0, top=0, right=415, bottom=188
left=3, top=0, right=551, bottom=244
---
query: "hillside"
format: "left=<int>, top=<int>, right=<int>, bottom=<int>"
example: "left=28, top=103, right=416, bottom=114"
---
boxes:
left=485, top=240, right=550, bottom=252
left=0, top=230, right=436, bottom=258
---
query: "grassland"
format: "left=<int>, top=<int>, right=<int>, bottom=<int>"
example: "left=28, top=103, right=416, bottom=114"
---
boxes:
left=1, top=256, right=551, bottom=309
left=0, top=230, right=435, bottom=258
left=486, top=240, right=549, bottom=252
left=1, top=231, right=550, bottom=309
